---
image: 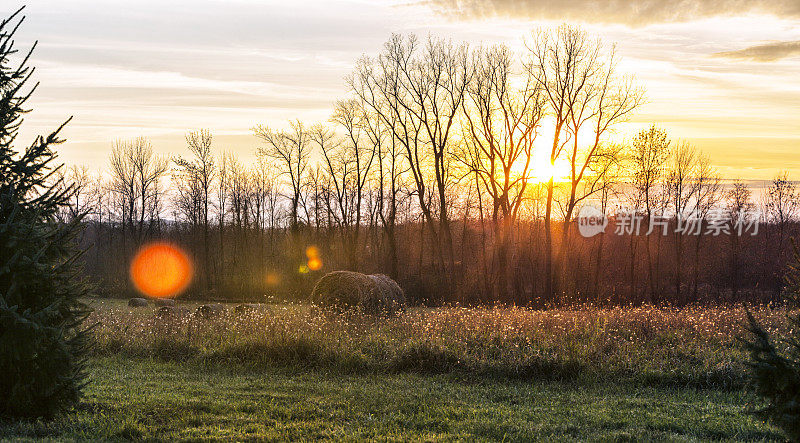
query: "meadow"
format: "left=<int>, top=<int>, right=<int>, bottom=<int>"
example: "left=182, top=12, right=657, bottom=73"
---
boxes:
left=0, top=299, right=789, bottom=440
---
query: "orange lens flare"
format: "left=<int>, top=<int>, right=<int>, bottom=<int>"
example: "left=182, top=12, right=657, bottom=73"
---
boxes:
left=305, top=246, right=320, bottom=259
left=305, top=245, right=322, bottom=271
left=307, top=257, right=322, bottom=271
left=130, top=242, right=193, bottom=298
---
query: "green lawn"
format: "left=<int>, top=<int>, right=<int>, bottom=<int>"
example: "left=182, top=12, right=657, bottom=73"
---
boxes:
left=0, top=357, right=781, bottom=441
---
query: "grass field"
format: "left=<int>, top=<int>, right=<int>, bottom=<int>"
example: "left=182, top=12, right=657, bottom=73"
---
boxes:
left=0, top=299, right=788, bottom=441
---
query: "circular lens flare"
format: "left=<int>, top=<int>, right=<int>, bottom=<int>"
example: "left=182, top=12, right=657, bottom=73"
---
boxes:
left=130, top=242, right=193, bottom=298
left=307, top=257, right=323, bottom=271
left=305, top=246, right=320, bottom=259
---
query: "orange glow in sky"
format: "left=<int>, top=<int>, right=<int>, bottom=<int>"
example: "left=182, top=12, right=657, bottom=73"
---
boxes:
left=130, top=242, right=193, bottom=298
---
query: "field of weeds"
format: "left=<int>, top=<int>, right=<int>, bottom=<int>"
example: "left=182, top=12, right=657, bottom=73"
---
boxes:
left=1, top=299, right=787, bottom=441
left=87, top=299, right=790, bottom=389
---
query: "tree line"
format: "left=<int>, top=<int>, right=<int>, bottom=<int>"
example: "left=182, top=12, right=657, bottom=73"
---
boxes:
left=60, top=26, right=800, bottom=306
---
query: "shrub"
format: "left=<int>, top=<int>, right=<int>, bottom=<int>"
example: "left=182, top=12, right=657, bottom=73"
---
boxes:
left=0, top=8, right=92, bottom=418
left=743, top=239, right=800, bottom=441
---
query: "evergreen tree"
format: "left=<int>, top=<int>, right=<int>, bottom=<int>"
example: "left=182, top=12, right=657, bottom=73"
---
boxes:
left=744, top=238, right=800, bottom=441
left=0, top=7, right=92, bottom=417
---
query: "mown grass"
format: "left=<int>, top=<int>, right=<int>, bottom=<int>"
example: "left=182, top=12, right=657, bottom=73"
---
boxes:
left=0, top=357, right=782, bottom=441
left=0, top=300, right=789, bottom=440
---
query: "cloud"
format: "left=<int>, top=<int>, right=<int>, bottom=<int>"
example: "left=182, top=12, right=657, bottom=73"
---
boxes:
left=714, top=40, right=800, bottom=61
left=423, top=0, right=800, bottom=25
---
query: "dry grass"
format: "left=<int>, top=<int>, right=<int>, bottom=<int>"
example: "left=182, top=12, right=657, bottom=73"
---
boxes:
left=87, top=300, right=791, bottom=388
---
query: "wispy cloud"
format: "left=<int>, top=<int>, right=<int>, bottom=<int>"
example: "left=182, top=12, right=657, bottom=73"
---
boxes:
left=423, top=0, right=800, bottom=25
left=715, top=40, right=800, bottom=61
left=6, top=0, right=800, bottom=179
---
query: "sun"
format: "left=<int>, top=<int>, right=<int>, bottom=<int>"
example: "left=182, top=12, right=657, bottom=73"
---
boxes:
left=512, top=149, right=572, bottom=183
left=130, top=242, right=193, bottom=298
left=532, top=156, right=572, bottom=183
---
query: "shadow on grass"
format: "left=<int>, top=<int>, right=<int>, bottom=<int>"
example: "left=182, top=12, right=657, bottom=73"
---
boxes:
left=96, top=337, right=751, bottom=390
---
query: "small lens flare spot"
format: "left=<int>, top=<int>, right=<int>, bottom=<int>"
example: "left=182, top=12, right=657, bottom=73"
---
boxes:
left=130, top=242, right=193, bottom=298
left=265, top=271, right=281, bottom=286
left=305, top=246, right=320, bottom=259
left=307, top=257, right=323, bottom=271
left=298, top=264, right=310, bottom=274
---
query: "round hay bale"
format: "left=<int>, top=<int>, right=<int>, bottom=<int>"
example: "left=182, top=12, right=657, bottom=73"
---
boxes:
left=128, top=298, right=148, bottom=307
left=195, top=303, right=225, bottom=319
left=368, top=274, right=407, bottom=315
left=311, top=271, right=405, bottom=316
left=154, top=298, right=176, bottom=307
left=310, top=271, right=374, bottom=308
left=233, top=303, right=259, bottom=315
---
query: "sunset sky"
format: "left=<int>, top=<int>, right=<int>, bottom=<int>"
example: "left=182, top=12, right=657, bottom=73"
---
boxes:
left=7, top=0, right=800, bottom=180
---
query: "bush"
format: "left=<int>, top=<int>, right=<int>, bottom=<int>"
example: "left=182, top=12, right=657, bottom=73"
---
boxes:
left=743, top=239, right=800, bottom=441
left=0, top=8, right=92, bottom=418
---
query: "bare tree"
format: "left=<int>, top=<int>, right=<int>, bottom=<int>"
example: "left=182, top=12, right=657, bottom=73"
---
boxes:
left=216, top=152, right=230, bottom=285
left=249, top=157, right=279, bottom=274
left=587, top=143, right=625, bottom=300
left=172, top=157, right=202, bottom=226
left=360, top=97, right=406, bottom=279
left=526, top=25, right=642, bottom=300
left=726, top=179, right=753, bottom=299
left=664, top=141, right=698, bottom=304
left=626, top=125, right=671, bottom=302
left=689, top=153, right=721, bottom=302
left=109, top=140, right=136, bottom=244
left=254, top=120, right=311, bottom=230
left=460, top=44, right=546, bottom=301
left=765, top=171, right=799, bottom=246
left=226, top=155, right=250, bottom=291
left=174, top=129, right=215, bottom=289
left=350, top=34, right=470, bottom=291
left=58, top=164, right=93, bottom=222
left=321, top=99, right=379, bottom=269
left=109, top=137, right=168, bottom=246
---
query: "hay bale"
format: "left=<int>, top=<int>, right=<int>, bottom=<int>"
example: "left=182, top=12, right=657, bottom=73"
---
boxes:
left=154, top=298, right=176, bottom=307
left=156, top=306, right=189, bottom=318
left=310, top=271, right=406, bottom=316
left=368, top=274, right=407, bottom=315
left=128, top=298, right=148, bottom=307
left=233, top=303, right=259, bottom=315
left=195, top=303, right=225, bottom=319
left=310, top=271, right=374, bottom=308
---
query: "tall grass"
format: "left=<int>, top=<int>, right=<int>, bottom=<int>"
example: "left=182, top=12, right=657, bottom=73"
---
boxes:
left=88, top=302, right=790, bottom=388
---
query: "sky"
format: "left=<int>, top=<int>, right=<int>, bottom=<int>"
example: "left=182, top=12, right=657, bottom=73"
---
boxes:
left=6, top=0, right=800, bottom=180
